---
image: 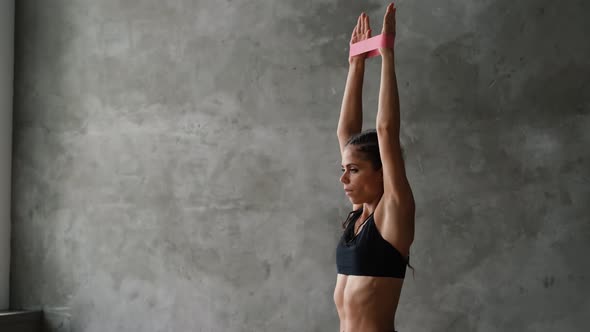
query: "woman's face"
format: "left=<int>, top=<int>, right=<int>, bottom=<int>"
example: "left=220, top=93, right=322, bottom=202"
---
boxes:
left=340, top=146, right=383, bottom=204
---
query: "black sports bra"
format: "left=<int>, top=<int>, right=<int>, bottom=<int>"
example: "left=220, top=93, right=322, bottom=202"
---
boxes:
left=336, top=209, right=409, bottom=278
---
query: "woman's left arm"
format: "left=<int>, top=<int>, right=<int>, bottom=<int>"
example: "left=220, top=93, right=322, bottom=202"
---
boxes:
left=376, top=3, right=412, bottom=201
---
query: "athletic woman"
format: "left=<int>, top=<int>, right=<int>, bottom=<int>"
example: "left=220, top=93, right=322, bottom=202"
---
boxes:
left=334, top=4, right=415, bottom=332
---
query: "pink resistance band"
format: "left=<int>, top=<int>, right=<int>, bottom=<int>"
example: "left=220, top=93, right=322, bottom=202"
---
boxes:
left=349, top=34, right=395, bottom=58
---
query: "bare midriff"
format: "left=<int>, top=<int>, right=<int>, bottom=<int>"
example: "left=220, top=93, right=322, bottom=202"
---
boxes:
left=334, top=274, right=404, bottom=332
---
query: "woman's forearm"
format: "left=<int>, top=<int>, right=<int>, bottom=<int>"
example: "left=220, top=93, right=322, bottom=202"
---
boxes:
left=377, top=51, right=400, bottom=136
left=338, top=60, right=365, bottom=136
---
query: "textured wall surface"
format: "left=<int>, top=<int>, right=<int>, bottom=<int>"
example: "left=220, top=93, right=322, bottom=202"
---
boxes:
left=1, top=0, right=14, bottom=311
left=10, top=0, right=590, bottom=331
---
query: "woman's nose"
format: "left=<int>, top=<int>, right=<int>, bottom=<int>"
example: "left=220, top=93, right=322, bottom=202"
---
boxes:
left=340, top=172, right=349, bottom=184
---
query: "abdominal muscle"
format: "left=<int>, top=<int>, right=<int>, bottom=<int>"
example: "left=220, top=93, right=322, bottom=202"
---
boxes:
left=334, top=273, right=404, bottom=332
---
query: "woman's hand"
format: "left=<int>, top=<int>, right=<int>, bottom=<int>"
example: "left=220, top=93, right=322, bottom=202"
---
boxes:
left=349, top=13, right=372, bottom=64
left=380, top=3, right=396, bottom=57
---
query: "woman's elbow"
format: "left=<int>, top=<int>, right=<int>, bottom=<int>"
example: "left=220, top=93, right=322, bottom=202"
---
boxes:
left=376, top=125, right=399, bottom=137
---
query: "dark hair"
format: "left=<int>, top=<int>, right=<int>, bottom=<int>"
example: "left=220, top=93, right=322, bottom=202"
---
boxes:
left=345, top=129, right=382, bottom=170
left=345, top=129, right=405, bottom=170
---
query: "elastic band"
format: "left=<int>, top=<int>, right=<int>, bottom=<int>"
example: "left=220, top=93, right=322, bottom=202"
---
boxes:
left=349, top=34, right=395, bottom=58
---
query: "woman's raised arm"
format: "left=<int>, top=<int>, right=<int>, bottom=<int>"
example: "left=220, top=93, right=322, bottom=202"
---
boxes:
left=376, top=3, right=412, bottom=199
left=337, top=13, right=371, bottom=153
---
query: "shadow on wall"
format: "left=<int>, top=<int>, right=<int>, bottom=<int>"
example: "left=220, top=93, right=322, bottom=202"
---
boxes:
left=11, top=1, right=74, bottom=331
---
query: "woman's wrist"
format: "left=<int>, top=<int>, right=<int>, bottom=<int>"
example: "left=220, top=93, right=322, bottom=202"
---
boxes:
left=349, top=57, right=366, bottom=67
left=380, top=48, right=395, bottom=59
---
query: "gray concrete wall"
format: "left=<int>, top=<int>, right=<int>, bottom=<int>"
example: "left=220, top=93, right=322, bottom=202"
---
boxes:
left=9, top=0, right=590, bottom=331
left=1, top=0, right=14, bottom=311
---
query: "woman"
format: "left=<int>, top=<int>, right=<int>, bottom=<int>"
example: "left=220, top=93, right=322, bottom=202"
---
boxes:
left=334, top=4, right=415, bottom=332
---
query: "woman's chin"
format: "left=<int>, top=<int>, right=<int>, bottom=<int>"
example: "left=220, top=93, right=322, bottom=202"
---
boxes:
left=348, top=197, right=360, bottom=204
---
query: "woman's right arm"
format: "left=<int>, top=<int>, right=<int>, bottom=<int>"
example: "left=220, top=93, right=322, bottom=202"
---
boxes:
left=337, top=60, right=364, bottom=153
left=337, top=13, right=370, bottom=153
